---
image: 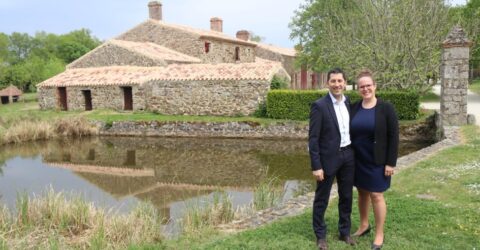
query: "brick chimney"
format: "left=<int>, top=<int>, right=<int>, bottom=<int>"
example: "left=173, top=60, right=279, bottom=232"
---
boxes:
left=236, top=30, right=250, bottom=41
left=210, top=17, right=223, bottom=32
left=148, top=1, right=162, bottom=21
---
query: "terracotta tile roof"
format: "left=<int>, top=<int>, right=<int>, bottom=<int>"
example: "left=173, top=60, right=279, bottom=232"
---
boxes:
left=146, top=19, right=257, bottom=47
left=146, top=61, right=286, bottom=82
left=37, top=66, right=155, bottom=87
left=109, top=39, right=201, bottom=63
left=0, top=85, right=23, bottom=96
left=254, top=42, right=297, bottom=57
left=37, top=61, right=287, bottom=87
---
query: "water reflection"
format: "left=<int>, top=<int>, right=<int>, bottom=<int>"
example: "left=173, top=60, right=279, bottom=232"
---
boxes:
left=0, top=136, right=431, bottom=235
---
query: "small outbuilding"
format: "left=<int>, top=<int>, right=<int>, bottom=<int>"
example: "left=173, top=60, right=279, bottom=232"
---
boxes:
left=0, top=85, right=23, bottom=104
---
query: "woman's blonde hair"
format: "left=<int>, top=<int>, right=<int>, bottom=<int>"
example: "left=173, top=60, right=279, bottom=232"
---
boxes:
left=356, top=69, right=375, bottom=84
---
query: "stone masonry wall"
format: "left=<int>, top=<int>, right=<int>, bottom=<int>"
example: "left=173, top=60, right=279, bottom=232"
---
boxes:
left=68, top=44, right=167, bottom=69
left=97, top=118, right=436, bottom=140
left=38, top=87, right=57, bottom=110
left=38, top=85, right=146, bottom=111
left=145, top=79, right=270, bottom=116
left=256, top=47, right=296, bottom=78
left=98, top=121, right=308, bottom=139
left=202, top=38, right=255, bottom=64
left=117, top=21, right=255, bottom=64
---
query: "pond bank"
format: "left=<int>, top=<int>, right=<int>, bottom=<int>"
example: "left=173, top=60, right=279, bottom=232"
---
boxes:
left=96, top=113, right=438, bottom=141
left=216, top=125, right=461, bottom=233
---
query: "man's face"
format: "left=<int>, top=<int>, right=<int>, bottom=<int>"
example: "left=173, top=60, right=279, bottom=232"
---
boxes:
left=327, top=73, right=346, bottom=99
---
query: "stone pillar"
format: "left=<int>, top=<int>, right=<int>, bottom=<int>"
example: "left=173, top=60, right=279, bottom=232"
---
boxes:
left=148, top=1, right=162, bottom=21
left=440, top=26, right=472, bottom=126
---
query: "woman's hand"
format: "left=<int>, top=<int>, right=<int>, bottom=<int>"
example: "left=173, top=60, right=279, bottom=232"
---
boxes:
left=385, top=165, right=395, bottom=176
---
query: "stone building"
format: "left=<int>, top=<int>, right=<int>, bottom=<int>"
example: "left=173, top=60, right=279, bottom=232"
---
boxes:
left=0, top=85, right=23, bottom=104
left=37, top=1, right=297, bottom=115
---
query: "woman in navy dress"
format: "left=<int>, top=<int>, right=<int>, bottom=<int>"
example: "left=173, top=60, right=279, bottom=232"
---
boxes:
left=350, top=70, right=399, bottom=250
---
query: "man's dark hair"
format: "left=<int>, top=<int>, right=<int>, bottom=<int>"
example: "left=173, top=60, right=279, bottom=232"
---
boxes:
left=327, top=68, right=346, bottom=82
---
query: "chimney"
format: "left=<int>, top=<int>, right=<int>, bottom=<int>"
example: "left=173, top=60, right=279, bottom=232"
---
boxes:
left=236, top=30, right=250, bottom=41
left=210, top=17, right=223, bottom=32
left=148, top=1, right=162, bottom=21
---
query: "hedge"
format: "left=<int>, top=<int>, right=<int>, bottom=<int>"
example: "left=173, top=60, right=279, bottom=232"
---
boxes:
left=266, top=90, right=419, bottom=120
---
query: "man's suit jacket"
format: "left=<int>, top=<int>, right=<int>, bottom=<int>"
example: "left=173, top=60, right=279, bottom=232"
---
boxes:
left=351, top=98, right=399, bottom=167
left=308, top=94, right=351, bottom=176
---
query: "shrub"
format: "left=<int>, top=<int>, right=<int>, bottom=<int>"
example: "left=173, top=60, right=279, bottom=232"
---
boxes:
left=270, top=75, right=289, bottom=90
left=253, top=101, right=267, bottom=118
left=266, top=90, right=419, bottom=120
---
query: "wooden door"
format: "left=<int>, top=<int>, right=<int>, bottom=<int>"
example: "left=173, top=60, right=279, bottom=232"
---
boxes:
left=83, top=90, right=92, bottom=111
left=123, top=87, right=133, bottom=111
left=58, top=87, right=67, bottom=111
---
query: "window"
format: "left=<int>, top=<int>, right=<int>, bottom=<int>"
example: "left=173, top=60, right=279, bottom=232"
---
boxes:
left=205, top=42, right=210, bottom=53
left=235, top=47, right=240, bottom=61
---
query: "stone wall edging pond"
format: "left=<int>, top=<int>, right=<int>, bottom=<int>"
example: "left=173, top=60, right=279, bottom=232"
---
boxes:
left=96, top=117, right=436, bottom=141
left=97, top=120, right=309, bottom=139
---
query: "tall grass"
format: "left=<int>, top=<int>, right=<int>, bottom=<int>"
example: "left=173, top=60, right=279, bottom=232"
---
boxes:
left=181, top=191, right=235, bottom=234
left=0, top=188, right=163, bottom=249
left=0, top=117, right=97, bottom=145
left=253, top=177, right=284, bottom=211
left=54, top=117, right=97, bottom=137
left=3, top=120, right=53, bottom=144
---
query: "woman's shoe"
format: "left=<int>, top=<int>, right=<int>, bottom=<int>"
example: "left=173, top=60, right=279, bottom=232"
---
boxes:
left=371, top=243, right=382, bottom=250
left=353, top=225, right=371, bottom=237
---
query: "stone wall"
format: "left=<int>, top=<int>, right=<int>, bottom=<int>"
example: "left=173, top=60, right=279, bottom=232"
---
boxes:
left=68, top=43, right=167, bottom=69
left=144, top=79, right=270, bottom=116
left=38, top=85, right=146, bottom=111
left=98, top=121, right=308, bottom=139
left=39, top=78, right=268, bottom=115
left=118, top=21, right=255, bottom=64
left=255, top=47, right=296, bottom=78
left=97, top=115, right=437, bottom=140
left=38, top=87, right=57, bottom=110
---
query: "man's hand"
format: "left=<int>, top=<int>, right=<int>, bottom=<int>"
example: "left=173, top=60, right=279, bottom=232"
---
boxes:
left=385, top=165, right=395, bottom=176
left=312, top=169, right=325, bottom=181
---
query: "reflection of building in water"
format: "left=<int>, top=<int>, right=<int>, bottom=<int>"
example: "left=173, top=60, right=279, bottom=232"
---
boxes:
left=42, top=136, right=311, bottom=223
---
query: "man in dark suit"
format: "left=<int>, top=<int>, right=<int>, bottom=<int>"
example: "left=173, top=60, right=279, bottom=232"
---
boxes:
left=309, top=68, right=356, bottom=249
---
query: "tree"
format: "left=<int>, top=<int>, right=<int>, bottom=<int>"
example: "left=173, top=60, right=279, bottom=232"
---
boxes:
left=8, top=32, right=34, bottom=64
left=56, top=29, right=101, bottom=63
left=248, top=31, right=265, bottom=43
left=290, top=0, right=450, bottom=92
left=0, top=29, right=100, bottom=91
left=449, top=0, right=480, bottom=76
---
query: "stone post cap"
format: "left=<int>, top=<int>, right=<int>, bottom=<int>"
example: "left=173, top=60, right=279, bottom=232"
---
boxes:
left=236, top=30, right=250, bottom=41
left=442, top=25, right=473, bottom=48
left=148, top=1, right=162, bottom=7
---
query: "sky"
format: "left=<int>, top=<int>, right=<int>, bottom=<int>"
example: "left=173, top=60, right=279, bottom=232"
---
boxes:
left=0, top=0, right=468, bottom=48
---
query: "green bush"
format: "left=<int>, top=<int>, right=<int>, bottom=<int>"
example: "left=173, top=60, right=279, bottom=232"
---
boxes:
left=270, top=75, right=289, bottom=90
left=266, top=90, right=419, bottom=120
left=253, top=101, right=267, bottom=118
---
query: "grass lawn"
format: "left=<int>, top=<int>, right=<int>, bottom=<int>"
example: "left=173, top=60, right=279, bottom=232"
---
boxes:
left=469, top=79, right=480, bottom=95
left=0, top=93, right=304, bottom=127
left=1, top=93, right=430, bottom=127
left=419, top=90, right=440, bottom=102
left=151, top=126, right=480, bottom=249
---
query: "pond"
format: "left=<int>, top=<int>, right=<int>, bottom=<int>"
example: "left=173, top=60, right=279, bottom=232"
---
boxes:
left=0, top=136, right=431, bottom=235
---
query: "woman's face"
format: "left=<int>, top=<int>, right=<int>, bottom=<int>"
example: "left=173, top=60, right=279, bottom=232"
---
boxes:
left=357, top=76, right=376, bottom=99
